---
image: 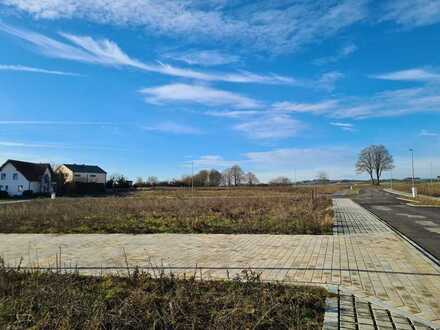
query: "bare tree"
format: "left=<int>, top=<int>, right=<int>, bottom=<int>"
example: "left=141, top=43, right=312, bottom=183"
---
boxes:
left=194, top=170, right=209, bottom=186
left=135, top=177, right=145, bottom=186
left=356, top=145, right=394, bottom=185
left=230, top=165, right=244, bottom=186
left=270, top=176, right=291, bottom=185
left=208, top=169, right=222, bottom=186
left=244, top=172, right=259, bottom=185
left=316, top=171, right=329, bottom=184
left=221, top=168, right=233, bottom=186
left=146, top=176, right=159, bottom=186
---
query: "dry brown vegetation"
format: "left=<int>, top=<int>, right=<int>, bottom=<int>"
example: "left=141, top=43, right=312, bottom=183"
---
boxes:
left=0, top=266, right=327, bottom=330
left=390, top=181, right=440, bottom=198
left=0, top=186, right=335, bottom=234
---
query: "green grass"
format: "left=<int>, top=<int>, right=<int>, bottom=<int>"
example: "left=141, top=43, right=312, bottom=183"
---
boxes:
left=0, top=188, right=333, bottom=235
left=0, top=267, right=327, bottom=329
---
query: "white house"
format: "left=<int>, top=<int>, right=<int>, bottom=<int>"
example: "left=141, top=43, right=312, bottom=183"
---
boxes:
left=0, top=160, right=54, bottom=196
left=56, top=164, right=107, bottom=184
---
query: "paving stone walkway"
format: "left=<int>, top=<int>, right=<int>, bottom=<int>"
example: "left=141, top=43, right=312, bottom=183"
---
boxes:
left=0, top=198, right=439, bottom=327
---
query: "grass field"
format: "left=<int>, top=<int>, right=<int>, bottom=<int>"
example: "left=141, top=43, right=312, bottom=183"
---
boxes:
left=0, top=266, right=327, bottom=329
left=390, top=181, right=440, bottom=198
left=0, top=186, right=335, bottom=234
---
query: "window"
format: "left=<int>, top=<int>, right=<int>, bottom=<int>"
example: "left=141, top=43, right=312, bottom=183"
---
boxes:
left=13, top=173, right=18, bottom=180
left=0, top=185, right=3, bottom=191
left=5, top=185, right=8, bottom=191
left=90, top=174, right=96, bottom=178
left=0, top=173, right=5, bottom=180
left=18, top=185, right=23, bottom=192
left=74, top=174, right=81, bottom=177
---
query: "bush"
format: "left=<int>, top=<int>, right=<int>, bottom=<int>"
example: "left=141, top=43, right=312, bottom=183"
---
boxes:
left=60, top=182, right=106, bottom=196
left=0, top=268, right=327, bottom=329
left=0, top=191, right=8, bottom=199
left=22, top=190, right=33, bottom=198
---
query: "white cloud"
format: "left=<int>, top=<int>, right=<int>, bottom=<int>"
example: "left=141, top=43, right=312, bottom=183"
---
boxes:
left=191, top=147, right=356, bottom=181
left=272, top=100, right=339, bottom=114
left=0, top=140, right=122, bottom=151
left=0, top=64, right=81, bottom=76
left=316, top=71, right=344, bottom=91
left=0, top=0, right=367, bottom=54
left=139, top=83, right=262, bottom=110
left=163, top=50, right=240, bottom=67
left=0, top=22, right=293, bottom=84
left=330, top=122, right=356, bottom=132
left=143, top=122, right=201, bottom=135
left=313, top=43, right=358, bottom=65
left=233, top=114, right=304, bottom=139
left=381, top=0, right=440, bottom=27
left=419, top=129, right=438, bottom=137
left=0, top=120, right=115, bottom=125
left=370, top=68, right=440, bottom=83
left=204, top=110, right=260, bottom=118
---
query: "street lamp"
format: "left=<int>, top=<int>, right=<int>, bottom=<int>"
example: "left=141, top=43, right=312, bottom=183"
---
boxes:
left=409, top=148, right=416, bottom=197
left=191, top=161, right=194, bottom=194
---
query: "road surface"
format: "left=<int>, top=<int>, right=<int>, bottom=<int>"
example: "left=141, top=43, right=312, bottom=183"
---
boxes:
left=352, top=188, right=440, bottom=261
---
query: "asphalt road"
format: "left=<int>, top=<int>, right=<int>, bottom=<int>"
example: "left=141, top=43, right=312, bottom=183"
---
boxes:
left=352, top=188, right=440, bottom=261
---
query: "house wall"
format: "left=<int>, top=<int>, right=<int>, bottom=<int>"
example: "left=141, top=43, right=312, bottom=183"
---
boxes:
left=56, top=166, right=106, bottom=184
left=72, top=172, right=106, bottom=184
left=0, top=162, right=32, bottom=196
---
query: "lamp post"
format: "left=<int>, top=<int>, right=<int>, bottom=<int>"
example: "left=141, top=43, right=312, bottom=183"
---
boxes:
left=409, top=148, right=416, bottom=197
left=191, top=161, right=194, bottom=194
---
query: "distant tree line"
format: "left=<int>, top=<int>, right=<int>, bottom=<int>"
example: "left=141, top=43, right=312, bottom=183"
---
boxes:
left=133, top=165, right=261, bottom=187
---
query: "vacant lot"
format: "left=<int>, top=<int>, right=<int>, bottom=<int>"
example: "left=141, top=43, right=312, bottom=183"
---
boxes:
left=0, top=267, right=327, bottom=329
left=0, top=187, right=333, bottom=234
left=391, top=182, right=440, bottom=198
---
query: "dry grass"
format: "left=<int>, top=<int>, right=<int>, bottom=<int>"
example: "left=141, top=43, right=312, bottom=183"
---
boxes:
left=389, top=182, right=440, bottom=197
left=0, top=266, right=327, bottom=329
left=0, top=187, right=334, bottom=234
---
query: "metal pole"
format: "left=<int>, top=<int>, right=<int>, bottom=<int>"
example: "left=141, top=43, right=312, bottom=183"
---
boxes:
left=191, top=161, right=194, bottom=193
left=410, top=148, right=415, bottom=197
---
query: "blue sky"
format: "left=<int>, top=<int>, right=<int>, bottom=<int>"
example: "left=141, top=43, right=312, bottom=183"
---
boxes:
left=0, top=0, right=440, bottom=182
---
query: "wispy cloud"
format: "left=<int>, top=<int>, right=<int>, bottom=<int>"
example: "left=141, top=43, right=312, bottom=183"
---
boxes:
left=419, top=129, right=438, bottom=137
left=143, top=122, right=202, bottom=135
left=0, top=64, right=81, bottom=76
left=272, top=100, right=339, bottom=114
left=191, top=147, right=356, bottom=181
left=163, top=50, right=240, bottom=67
left=0, top=22, right=294, bottom=84
left=330, top=122, right=356, bottom=132
left=0, top=140, right=123, bottom=151
left=139, top=83, right=262, bottom=110
left=316, top=71, right=344, bottom=91
left=204, top=110, right=260, bottom=119
left=0, top=120, right=115, bottom=125
left=233, top=114, right=304, bottom=140
left=0, top=0, right=367, bottom=54
left=381, top=0, right=440, bottom=28
left=313, top=43, right=358, bottom=65
left=370, top=68, right=440, bottom=83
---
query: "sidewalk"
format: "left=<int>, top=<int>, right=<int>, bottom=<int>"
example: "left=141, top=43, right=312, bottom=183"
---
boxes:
left=1, top=199, right=439, bottom=326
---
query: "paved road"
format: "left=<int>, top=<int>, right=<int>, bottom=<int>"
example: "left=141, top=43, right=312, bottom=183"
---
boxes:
left=0, top=200, right=31, bottom=205
left=352, top=188, right=440, bottom=261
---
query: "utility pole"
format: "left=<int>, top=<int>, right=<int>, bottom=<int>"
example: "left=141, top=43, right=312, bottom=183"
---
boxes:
left=409, top=148, right=416, bottom=197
